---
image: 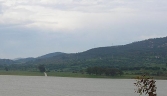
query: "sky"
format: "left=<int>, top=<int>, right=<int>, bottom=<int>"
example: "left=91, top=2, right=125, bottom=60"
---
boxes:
left=0, top=0, right=167, bottom=59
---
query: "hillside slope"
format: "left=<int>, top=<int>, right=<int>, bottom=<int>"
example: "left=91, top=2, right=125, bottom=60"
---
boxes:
left=1, top=36, right=167, bottom=71
left=21, top=36, right=167, bottom=71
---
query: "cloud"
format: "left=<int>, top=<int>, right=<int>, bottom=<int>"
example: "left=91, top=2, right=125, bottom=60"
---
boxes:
left=0, top=0, right=140, bottom=32
left=0, top=0, right=167, bottom=59
left=0, top=6, right=2, bottom=14
left=0, top=0, right=167, bottom=35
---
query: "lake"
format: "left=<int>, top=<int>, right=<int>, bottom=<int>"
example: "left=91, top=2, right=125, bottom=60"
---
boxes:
left=0, top=75, right=166, bottom=96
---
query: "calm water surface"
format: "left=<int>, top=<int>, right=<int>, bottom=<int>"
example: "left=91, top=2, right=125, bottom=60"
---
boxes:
left=0, top=75, right=166, bottom=96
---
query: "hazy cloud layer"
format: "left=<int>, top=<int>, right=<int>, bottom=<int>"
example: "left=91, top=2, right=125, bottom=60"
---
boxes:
left=0, top=0, right=167, bottom=59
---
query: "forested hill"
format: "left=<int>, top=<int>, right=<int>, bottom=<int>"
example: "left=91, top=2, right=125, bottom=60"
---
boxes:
left=37, top=52, right=65, bottom=59
left=68, top=36, right=167, bottom=63
left=1, top=36, right=167, bottom=71
left=82, top=36, right=167, bottom=56
left=0, top=59, right=15, bottom=65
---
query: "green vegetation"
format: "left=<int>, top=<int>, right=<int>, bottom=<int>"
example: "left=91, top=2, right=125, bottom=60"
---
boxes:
left=0, top=37, right=167, bottom=79
left=0, top=70, right=167, bottom=80
left=86, top=66, right=123, bottom=76
left=38, top=65, right=46, bottom=72
left=0, top=70, right=44, bottom=76
left=0, top=70, right=134, bottom=78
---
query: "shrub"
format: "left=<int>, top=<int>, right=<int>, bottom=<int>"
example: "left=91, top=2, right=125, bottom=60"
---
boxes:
left=134, top=75, right=157, bottom=96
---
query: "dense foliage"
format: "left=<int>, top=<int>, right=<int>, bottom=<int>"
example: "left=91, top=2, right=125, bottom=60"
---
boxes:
left=38, top=65, right=46, bottom=72
left=86, top=66, right=123, bottom=76
left=134, top=75, right=157, bottom=96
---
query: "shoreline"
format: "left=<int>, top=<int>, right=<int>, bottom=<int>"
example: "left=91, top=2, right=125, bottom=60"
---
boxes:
left=0, top=71, right=167, bottom=80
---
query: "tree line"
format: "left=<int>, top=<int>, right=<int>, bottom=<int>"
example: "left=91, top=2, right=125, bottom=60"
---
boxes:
left=120, top=66, right=163, bottom=71
left=86, top=66, right=123, bottom=76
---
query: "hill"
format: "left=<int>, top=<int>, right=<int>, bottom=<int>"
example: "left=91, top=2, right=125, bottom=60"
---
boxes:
left=37, top=52, right=65, bottom=59
left=14, top=57, right=35, bottom=63
left=0, top=59, right=16, bottom=70
left=21, top=36, right=167, bottom=71
left=0, top=59, right=15, bottom=65
left=1, top=36, right=167, bottom=72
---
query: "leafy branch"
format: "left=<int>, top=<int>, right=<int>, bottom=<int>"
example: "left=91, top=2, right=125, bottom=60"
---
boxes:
left=134, top=75, right=157, bottom=96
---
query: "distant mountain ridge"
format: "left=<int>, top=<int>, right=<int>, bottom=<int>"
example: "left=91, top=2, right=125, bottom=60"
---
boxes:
left=14, top=57, right=35, bottom=63
left=37, top=52, right=65, bottom=59
left=0, top=36, right=167, bottom=71
left=13, top=52, right=65, bottom=63
left=0, top=59, right=15, bottom=65
left=23, top=36, right=167, bottom=68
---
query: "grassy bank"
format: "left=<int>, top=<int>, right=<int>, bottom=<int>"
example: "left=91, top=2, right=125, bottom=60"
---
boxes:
left=0, top=71, right=44, bottom=76
left=0, top=71, right=167, bottom=80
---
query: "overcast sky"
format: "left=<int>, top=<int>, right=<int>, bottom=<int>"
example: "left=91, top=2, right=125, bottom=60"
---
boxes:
left=0, top=0, right=167, bottom=59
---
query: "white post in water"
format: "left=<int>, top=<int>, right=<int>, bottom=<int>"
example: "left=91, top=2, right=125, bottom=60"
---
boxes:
left=44, top=72, right=47, bottom=77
